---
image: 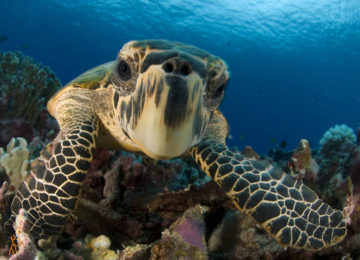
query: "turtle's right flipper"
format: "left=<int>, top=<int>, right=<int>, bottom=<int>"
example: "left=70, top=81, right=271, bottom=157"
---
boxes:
left=191, top=139, right=347, bottom=250
left=5, top=106, right=98, bottom=239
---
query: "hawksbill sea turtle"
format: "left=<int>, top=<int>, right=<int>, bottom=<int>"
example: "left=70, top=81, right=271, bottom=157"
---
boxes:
left=5, top=40, right=346, bottom=250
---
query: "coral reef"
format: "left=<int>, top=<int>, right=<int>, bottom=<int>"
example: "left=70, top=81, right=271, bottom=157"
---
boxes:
left=0, top=51, right=60, bottom=147
left=151, top=205, right=208, bottom=259
left=5, top=205, right=120, bottom=259
left=319, top=124, right=356, bottom=156
left=8, top=209, right=44, bottom=259
left=7, top=208, right=120, bottom=260
left=269, top=124, right=357, bottom=205
left=266, top=124, right=360, bottom=258
left=73, top=150, right=227, bottom=248
left=0, top=126, right=360, bottom=258
left=316, top=124, right=357, bottom=205
left=208, top=210, right=284, bottom=259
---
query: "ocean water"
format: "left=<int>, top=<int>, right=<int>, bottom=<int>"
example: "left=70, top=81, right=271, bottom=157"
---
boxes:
left=1, top=0, right=360, bottom=154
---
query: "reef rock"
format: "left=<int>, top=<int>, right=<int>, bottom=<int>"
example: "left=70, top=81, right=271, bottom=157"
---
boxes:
left=118, top=244, right=151, bottom=259
left=208, top=210, right=283, bottom=260
left=151, top=205, right=208, bottom=259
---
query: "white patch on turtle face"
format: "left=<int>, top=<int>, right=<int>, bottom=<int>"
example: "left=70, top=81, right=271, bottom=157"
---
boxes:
left=118, top=65, right=210, bottom=159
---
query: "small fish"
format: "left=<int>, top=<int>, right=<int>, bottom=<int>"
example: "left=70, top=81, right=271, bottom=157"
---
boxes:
left=0, top=35, right=7, bottom=42
left=270, top=138, right=277, bottom=144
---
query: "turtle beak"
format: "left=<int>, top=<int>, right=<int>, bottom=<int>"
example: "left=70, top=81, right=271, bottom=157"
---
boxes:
left=124, top=65, right=210, bottom=159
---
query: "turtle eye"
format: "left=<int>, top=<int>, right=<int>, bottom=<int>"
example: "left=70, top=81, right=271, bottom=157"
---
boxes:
left=212, top=83, right=226, bottom=99
left=117, top=60, right=131, bottom=81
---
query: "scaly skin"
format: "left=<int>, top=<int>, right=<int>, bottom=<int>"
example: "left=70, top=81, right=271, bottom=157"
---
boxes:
left=190, top=111, right=346, bottom=250
left=6, top=101, right=98, bottom=238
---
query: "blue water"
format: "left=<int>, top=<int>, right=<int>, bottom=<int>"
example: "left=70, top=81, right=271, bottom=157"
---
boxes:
left=1, top=0, right=360, bottom=154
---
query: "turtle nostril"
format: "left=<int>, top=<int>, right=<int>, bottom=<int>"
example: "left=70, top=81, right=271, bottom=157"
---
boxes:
left=180, top=63, right=191, bottom=76
left=163, top=62, right=174, bottom=73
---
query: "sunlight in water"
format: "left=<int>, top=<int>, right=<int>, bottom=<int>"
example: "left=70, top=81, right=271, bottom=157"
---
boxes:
left=50, top=0, right=360, bottom=51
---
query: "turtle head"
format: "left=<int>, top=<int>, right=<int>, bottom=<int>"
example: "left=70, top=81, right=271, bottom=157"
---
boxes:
left=112, top=40, right=229, bottom=159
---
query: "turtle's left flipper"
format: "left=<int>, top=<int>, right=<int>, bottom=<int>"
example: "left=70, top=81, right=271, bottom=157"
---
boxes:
left=190, top=112, right=347, bottom=250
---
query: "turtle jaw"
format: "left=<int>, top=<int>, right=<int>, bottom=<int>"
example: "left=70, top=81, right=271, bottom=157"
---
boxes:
left=121, top=66, right=210, bottom=160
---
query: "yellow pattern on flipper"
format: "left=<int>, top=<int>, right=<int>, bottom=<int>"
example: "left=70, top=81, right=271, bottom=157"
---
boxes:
left=190, top=111, right=346, bottom=250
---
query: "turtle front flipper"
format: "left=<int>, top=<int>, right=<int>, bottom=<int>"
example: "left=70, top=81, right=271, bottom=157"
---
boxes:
left=190, top=111, right=347, bottom=250
left=5, top=104, right=98, bottom=239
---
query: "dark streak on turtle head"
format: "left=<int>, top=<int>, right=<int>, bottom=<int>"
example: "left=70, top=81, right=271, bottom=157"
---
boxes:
left=110, top=40, right=229, bottom=159
left=164, top=75, right=188, bottom=128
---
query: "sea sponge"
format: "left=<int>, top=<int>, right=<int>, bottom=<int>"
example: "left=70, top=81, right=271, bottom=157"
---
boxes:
left=0, top=51, right=61, bottom=125
left=0, top=137, right=30, bottom=190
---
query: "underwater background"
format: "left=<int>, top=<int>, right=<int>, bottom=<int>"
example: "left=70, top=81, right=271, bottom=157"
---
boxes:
left=0, top=0, right=360, bottom=153
left=1, top=1, right=360, bottom=259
